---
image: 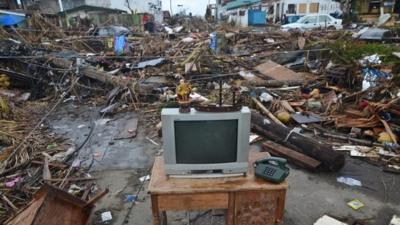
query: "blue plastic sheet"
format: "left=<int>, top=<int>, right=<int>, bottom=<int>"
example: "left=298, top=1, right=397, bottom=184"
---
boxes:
left=114, top=35, right=126, bottom=55
left=209, top=32, right=217, bottom=53
left=0, top=14, right=25, bottom=26
left=362, top=68, right=392, bottom=90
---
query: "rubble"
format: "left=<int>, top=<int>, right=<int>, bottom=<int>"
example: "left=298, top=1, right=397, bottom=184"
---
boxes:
left=0, top=8, right=399, bottom=225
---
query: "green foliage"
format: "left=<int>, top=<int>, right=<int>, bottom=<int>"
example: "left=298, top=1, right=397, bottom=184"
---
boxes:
left=326, top=40, right=400, bottom=64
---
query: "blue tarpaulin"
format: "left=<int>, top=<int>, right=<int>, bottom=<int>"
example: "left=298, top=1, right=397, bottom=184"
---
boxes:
left=0, top=14, right=25, bottom=26
left=114, top=35, right=126, bottom=55
left=248, top=10, right=266, bottom=25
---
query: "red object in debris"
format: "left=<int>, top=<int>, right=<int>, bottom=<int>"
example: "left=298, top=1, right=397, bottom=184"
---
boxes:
left=142, top=14, right=149, bottom=24
left=359, top=100, right=369, bottom=109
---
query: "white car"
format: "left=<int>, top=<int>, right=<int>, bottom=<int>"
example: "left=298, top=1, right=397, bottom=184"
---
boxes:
left=281, top=14, right=343, bottom=32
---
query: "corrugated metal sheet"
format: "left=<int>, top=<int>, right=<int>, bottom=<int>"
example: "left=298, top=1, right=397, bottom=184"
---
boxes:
left=224, top=0, right=261, bottom=10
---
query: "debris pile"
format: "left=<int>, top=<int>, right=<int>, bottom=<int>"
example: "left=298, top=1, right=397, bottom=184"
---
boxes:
left=0, top=11, right=400, bottom=224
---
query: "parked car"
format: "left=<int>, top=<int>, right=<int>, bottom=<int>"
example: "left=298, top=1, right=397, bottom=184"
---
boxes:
left=281, top=14, right=342, bottom=32
left=283, top=15, right=302, bottom=25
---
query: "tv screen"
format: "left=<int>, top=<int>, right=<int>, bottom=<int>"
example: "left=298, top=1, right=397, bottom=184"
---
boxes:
left=174, top=120, right=238, bottom=164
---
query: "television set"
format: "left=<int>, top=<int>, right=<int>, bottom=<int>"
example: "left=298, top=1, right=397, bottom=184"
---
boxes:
left=161, top=107, right=250, bottom=176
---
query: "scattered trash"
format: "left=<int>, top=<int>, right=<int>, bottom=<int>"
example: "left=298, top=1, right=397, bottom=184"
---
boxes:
left=292, top=113, right=322, bottom=124
left=101, top=211, right=113, bottom=222
left=314, top=215, right=348, bottom=225
left=124, top=194, right=138, bottom=203
left=135, top=58, right=165, bottom=69
left=389, top=215, right=400, bottom=225
left=139, top=175, right=150, bottom=182
left=5, top=177, right=22, bottom=188
left=46, top=143, right=58, bottom=150
left=347, top=199, right=365, bottom=210
left=146, top=137, right=160, bottom=146
left=259, top=92, right=274, bottom=103
left=68, top=184, right=82, bottom=195
left=337, top=176, right=362, bottom=187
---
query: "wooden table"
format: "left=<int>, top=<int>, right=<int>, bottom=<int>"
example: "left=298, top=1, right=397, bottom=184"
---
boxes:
left=148, top=150, right=288, bottom=225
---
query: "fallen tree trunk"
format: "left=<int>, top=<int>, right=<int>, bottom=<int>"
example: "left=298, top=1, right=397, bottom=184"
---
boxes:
left=50, top=58, right=129, bottom=88
left=251, top=111, right=345, bottom=171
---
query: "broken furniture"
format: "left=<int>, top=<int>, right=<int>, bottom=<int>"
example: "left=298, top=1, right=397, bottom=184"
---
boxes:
left=5, top=184, right=107, bottom=225
left=148, top=151, right=288, bottom=225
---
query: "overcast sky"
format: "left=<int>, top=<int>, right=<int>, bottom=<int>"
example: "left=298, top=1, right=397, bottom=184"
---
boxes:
left=111, top=0, right=215, bottom=16
left=162, top=0, right=216, bottom=16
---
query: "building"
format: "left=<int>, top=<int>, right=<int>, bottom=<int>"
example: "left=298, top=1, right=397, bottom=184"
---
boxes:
left=270, top=0, right=341, bottom=22
left=353, top=0, right=397, bottom=15
left=219, top=0, right=263, bottom=26
left=352, top=0, right=399, bottom=23
left=124, top=0, right=162, bottom=23
left=19, top=0, right=112, bottom=14
left=59, top=5, right=126, bottom=27
left=219, top=0, right=342, bottom=25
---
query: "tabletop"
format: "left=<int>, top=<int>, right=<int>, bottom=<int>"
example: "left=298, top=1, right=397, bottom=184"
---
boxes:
left=148, top=150, right=288, bottom=194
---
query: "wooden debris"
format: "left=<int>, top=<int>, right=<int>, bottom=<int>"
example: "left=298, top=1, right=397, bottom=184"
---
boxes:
left=252, top=97, right=286, bottom=127
left=251, top=111, right=345, bottom=171
left=262, top=141, right=321, bottom=170
left=5, top=184, right=102, bottom=225
left=255, top=60, right=303, bottom=81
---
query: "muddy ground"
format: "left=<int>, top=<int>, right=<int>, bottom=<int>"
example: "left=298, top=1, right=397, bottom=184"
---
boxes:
left=49, top=102, right=400, bottom=225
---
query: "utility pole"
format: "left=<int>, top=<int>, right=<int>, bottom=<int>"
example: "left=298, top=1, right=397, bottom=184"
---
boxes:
left=58, top=0, right=64, bottom=11
left=170, top=0, right=173, bottom=15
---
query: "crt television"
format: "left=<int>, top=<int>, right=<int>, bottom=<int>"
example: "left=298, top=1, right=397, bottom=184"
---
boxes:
left=161, top=107, right=250, bottom=176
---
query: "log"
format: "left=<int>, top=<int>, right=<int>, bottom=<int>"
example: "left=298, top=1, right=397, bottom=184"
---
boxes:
left=242, top=79, right=304, bottom=88
left=262, top=141, right=321, bottom=171
left=251, top=111, right=345, bottom=171
left=49, top=58, right=128, bottom=88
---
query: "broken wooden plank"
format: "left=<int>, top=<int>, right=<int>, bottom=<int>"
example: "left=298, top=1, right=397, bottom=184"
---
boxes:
left=262, top=141, right=321, bottom=170
left=85, top=188, right=109, bottom=206
left=254, top=60, right=303, bottom=81
left=31, top=160, right=68, bottom=169
left=44, top=177, right=97, bottom=182
left=2, top=195, right=18, bottom=212
left=5, top=184, right=94, bottom=225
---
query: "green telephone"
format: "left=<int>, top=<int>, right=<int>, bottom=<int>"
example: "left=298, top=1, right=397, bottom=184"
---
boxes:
left=254, top=157, right=290, bottom=183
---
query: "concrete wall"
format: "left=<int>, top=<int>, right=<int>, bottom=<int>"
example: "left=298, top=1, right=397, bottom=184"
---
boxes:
left=228, top=8, right=249, bottom=27
left=62, top=0, right=111, bottom=11
left=21, top=0, right=61, bottom=14
left=279, top=0, right=341, bottom=16
left=21, top=0, right=111, bottom=13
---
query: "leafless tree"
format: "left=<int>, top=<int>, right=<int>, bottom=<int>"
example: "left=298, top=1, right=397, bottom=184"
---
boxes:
left=125, top=0, right=135, bottom=13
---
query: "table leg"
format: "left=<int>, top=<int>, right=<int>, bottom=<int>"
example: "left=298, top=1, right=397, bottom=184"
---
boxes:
left=161, top=211, right=167, bottom=225
left=151, top=195, right=161, bottom=225
left=226, top=192, right=235, bottom=225
left=275, top=190, right=286, bottom=225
